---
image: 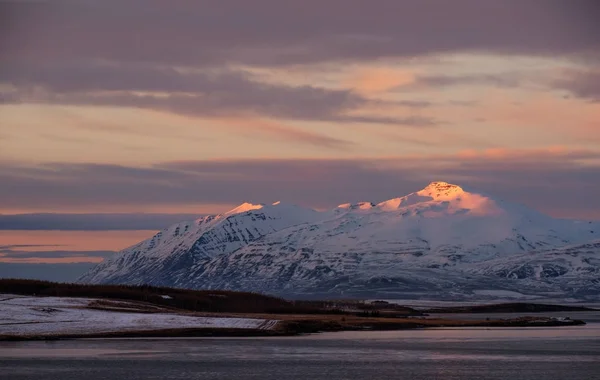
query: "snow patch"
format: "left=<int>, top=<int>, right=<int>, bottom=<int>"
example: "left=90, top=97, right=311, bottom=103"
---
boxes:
left=225, top=202, right=265, bottom=216
left=472, top=289, right=536, bottom=299
left=0, top=295, right=279, bottom=337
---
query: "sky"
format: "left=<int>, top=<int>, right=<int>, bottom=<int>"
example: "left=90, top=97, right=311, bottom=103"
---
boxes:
left=0, top=0, right=599, bottom=279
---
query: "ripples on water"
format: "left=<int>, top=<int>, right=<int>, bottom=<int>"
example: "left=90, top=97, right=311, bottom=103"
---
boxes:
left=1, top=321, right=599, bottom=380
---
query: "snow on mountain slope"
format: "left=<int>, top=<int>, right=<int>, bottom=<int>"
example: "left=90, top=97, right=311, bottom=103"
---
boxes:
left=467, top=241, right=600, bottom=297
left=375, top=181, right=503, bottom=215
left=80, top=182, right=600, bottom=300
left=79, top=201, right=320, bottom=285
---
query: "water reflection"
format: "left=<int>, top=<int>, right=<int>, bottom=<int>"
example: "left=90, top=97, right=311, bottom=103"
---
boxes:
left=1, top=318, right=599, bottom=380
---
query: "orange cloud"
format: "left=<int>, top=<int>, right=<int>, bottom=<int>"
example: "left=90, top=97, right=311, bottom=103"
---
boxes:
left=347, top=67, right=417, bottom=94
left=0, top=257, right=104, bottom=264
left=0, top=230, right=156, bottom=252
left=473, top=91, right=600, bottom=141
left=213, top=117, right=353, bottom=150
left=0, top=203, right=234, bottom=215
left=455, top=146, right=572, bottom=160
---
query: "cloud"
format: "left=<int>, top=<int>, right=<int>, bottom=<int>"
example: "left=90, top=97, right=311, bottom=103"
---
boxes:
left=0, top=62, right=432, bottom=126
left=5, top=1, right=594, bottom=127
left=0, top=249, right=114, bottom=260
left=0, top=243, right=114, bottom=264
left=1, top=1, right=598, bottom=67
left=0, top=244, right=63, bottom=250
left=553, top=69, right=600, bottom=102
left=1, top=148, right=600, bottom=219
left=218, top=119, right=355, bottom=149
left=416, top=68, right=600, bottom=103
left=468, top=91, right=600, bottom=142
left=0, top=213, right=201, bottom=231
left=0, top=61, right=231, bottom=94
left=0, top=263, right=96, bottom=281
left=409, top=73, right=525, bottom=89
left=0, top=231, right=158, bottom=253
left=0, top=63, right=356, bottom=120
left=380, top=69, right=542, bottom=93
left=347, top=68, right=417, bottom=94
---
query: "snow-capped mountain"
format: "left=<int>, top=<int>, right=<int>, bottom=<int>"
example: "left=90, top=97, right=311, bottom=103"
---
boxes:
left=80, top=182, right=600, bottom=300
left=80, top=201, right=320, bottom=285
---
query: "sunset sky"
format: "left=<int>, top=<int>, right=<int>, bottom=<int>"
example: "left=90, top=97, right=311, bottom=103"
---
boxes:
left=1, top=1, right=599, bottom=280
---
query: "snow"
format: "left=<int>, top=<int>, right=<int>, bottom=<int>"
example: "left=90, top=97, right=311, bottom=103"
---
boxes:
left=472, top=290, right=535, bottom=299
left=375, top=181, right=504, bottom=217
left=337, top=202, right=375, bottom=211
left=0, top=295, right=279, bottom=337
left=79, top=181, right=600, bottom=300
left=225, top=202, right=265, bottom=216
left=80, top=199, right=321, bottom=284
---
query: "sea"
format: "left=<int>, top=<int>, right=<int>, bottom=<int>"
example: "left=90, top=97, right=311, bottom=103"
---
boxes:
left=1, top=312, right=599, bottom=380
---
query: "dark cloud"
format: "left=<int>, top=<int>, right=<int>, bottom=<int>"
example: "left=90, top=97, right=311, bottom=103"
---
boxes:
left=393, top=69, right=600, bottom=103
left=0, top=62, right=270, bottom=96
left=0, top=263, right=96, bottom=282
left=0, top=62, right=432, bottom=126
left=0, top=249, right=114, bottom=260
left=1, top=0, right=598, bottom=66
left=553, top=69, right=600, bottom=102
left=412, top=74, right=525, bottom=89
left=47, top=91, right=428, bottom=126
left=0, top=213, right=200, bottom=231
left=0, top=244, right=63, bottom=250
left=1, top=152, right=600, bottom=219
left=394, top=100, right=435, bottom=108
left=4, top=1, right=595, bottom=122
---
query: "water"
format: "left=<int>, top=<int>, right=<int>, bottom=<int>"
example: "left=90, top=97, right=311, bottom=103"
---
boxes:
left=428, top=311, right=600, bottom=323
left=1, top=324, right=599, bottom=379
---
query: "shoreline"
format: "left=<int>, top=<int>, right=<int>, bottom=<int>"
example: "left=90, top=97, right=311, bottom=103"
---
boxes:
left=0, top=316, right=586, bottom=341
left=0, top=281, right=592, bottom=342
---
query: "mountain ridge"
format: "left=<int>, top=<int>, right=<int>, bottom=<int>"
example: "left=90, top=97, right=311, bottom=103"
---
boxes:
left=79, top=182, right=600, bottom=301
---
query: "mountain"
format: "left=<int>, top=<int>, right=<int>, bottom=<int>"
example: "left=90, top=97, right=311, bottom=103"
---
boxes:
left=80, top=201, right=320, bottom=285
left=79, top=182, right=600, bottom=301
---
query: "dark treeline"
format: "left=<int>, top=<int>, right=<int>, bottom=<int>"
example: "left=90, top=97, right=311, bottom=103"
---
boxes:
left=5, top=279, right=584, bottom=316
left=0, top=279, right=414, bottom=315
left=0, top=279, right=590, bottom=317
left=423, top=302, right=595, bottom=314
left=0, top=279, right=295, bottom=314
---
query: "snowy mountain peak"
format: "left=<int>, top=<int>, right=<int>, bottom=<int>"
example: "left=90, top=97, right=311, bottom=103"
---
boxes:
left=337, top=202, right=375, bottom=211
left=419, top=181, right=465, bottom=198
left=225, top=201, right=315, bottom=217
left=225, top=202, right=265, bottom=216
left=374, top=181, right=504, bottom=216
left=80, top=183, right=600, bottom=301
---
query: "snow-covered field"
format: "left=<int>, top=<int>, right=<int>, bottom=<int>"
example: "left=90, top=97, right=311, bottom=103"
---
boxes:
left=0, top=295, right=278, bottom=337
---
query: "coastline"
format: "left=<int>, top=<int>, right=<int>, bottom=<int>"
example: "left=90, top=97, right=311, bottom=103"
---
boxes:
left=0, top=314, right=586, bottom=341
left=0, top=280, right=591, bottom=342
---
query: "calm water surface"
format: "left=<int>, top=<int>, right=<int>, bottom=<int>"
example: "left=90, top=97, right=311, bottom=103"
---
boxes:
left=1, top=323, right=599, bottom=380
